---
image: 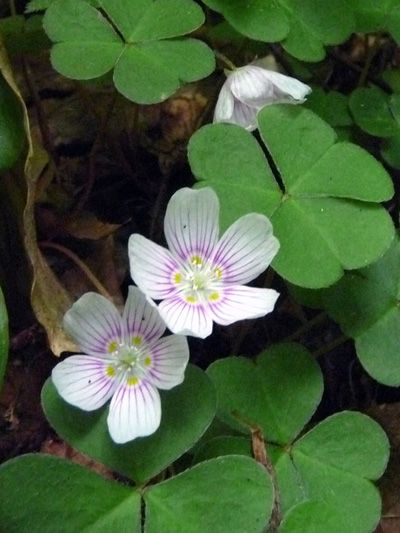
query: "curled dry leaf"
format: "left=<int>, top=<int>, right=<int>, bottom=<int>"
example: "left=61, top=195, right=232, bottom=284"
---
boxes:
left=0, top=41, right=76, bottom=355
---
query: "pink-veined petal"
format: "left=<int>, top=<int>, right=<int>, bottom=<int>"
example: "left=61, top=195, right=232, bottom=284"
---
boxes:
left=147, top=335, right=189, bottom=390
left=107, top=380, right=161, bottom=443
left=262, top=69, right=312, bottom=102
left=209, top=286, right=279, bottom=326
left=229, top=66, right=275, bottom=107
left=129, top=234, right=180, bottom=300
left=229, top=99, right=259, bottom=131
left=122, top=286, right=166, bottom=344
left=212, top=213, right=280, bottom=285
left=52, top=355, right=118, bottom=411
left=213, top=81, right=235, bottom=122
left=164, top=188, right=219, bottom=262
left=63, top=293, right=123, bottom=356
left=158, top=297, right=213, bottom=339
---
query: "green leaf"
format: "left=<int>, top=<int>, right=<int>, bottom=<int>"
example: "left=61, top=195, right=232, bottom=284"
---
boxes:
left=144, top=456, right=273, bottom=533
left=305, top=87, right=352, bottom=128
left=188, top=107, right=394, bottom=288
left=381, top=132, right=400, bottom=168
left=278, top=501, right=349, bottom=533
left=0, top=454, right=141, bottom=532
left=0, top=287, right=8, bottom=390
left=350, top=0, right=400, bottom=41
left=43, top=0, right=214, bottom=103
left=101, top=0, right=205, bottom=42
left=193, top=436, right=252, bottom=463
left=113, top=39, right=215, bottom=104
left=319, top=235, right=400, bottom=385
left=207, top=343, right=323, bottom=444
left=289, top=411, right=389, bottom=533
left=189, top=123, right=281, bottom=231
left=42, top=364, right=216, bottom=483
left=202, top=0, right=354, bottom=61
left=0, top=74, right=25, bottom=170
left=349, top=86, right=400, bottom=138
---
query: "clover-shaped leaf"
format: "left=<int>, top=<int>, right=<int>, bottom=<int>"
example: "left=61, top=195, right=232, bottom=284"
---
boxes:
left=144, top=456, right=273, bottom=532
left=0, top=454, right=142, bottom=532
left=350, top=86, right=400, bottom=168
left=206, top=343, right=390, bottom=532
left=0, top=454, right=273, bottom=532
left=43, top=0, right=215, bottom=104
left=351, top=0, right=400, bottom=42
left=207, top=343, right=323, bottom=444
left=317, top=235, right=400, bottom=385
left=0, top=287, right=8, bottom=390
left=202, top=0, right=354, bottom=61
left=188, top=106, right=394, bottom=288
left=42, top=364, right=216, bottom=484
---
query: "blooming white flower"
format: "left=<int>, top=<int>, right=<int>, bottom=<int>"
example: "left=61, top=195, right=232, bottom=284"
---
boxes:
left=214, top=65, right=312, bottom=131
left=52, top=287, right=189, bottom=444
left=129, top=188, right=280, bottom=339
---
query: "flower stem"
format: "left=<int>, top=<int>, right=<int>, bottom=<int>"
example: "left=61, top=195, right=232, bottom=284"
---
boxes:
left=40, top=241, right=113, bottom=300
left=214, top=51, right=237, bottom=71
left=284, top=311, right=328, bottom=342
left=312, top=334, right=349, bottom=358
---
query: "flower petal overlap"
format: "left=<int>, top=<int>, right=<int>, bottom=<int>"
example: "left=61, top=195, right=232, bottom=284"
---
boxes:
left=52, top=287, right=189, bottom=444
left=129, top=187, right=280, bottom=338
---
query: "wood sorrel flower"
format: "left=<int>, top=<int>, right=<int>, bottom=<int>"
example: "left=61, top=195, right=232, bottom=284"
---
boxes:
left=129, top=188, right=280, bottom=339
left=52, top=287, right=189, bottom=444
left=213, top=64, right=311, bottom=131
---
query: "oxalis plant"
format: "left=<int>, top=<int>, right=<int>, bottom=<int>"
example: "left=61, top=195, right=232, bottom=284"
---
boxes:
left=1, top=0, right=400, bottom=532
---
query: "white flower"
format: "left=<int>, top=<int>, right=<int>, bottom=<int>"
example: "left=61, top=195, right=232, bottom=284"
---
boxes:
left=52, top=287, right=189, bottom=444
left=129, top=187, right=280, bottom=339
left=213, top=65, right=312, bottom=131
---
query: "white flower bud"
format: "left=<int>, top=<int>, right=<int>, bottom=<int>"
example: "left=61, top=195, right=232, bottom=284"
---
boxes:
left=213, top=65, right=311, bottom=131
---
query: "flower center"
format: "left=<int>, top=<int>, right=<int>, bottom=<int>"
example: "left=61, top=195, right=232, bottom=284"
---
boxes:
left=172, top=255, right=223, bottom=304
left=106, top=336, right=152, bottom=383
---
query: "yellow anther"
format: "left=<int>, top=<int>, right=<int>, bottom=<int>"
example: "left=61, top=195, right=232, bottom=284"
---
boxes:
left=209, top=291, right=220, bottom=301
left=127, top=376, right=139, bottom=386
left=144, top=356, right=152, bottom=366
left=106, top=365, right=116, bottom=377
left=173, top=272, right=183, bottom=284
left=107, top=341, right=118, bottom=353
left=191, top=255, right=203, bottom=266
left=214, top=267, right=223, bottom=280
left=131, top=335, right=142, bottom=346
left=186, top=294, right=198, bottom=304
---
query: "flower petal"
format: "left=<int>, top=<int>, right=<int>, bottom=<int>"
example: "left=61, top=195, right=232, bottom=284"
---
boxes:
left=129, top=234, right=180, bottom=300
left=158, top=297, right=213, bottom=339
left=147, top=335, right=189, bottom=390
left=164, top=187, right=219, bottom=262
left=208, top=286, right=279, bottom=325
left=230, top=66, right=311, bottom=107
left=230, top=99, right=259, bottom=131
left=230, top=65, right=275, bottom=107
left=107, top=380, right=161, bottom=443
left=52, top=355, right=118, bottom=411
left=212, top=213, right=280, bottom=285
left=122, top=286, right=166, bottom=344
left=63, top=293, right=123, bottom=356
left=264, top=69, right=312, bottom=102
left=213, top=81, right=235, bottom=122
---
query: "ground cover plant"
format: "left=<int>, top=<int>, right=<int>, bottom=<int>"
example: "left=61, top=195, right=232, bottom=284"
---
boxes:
left=0, top=1, right=400, bottom=532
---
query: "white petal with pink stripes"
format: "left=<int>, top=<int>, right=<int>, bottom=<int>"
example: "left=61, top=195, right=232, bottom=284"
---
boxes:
left=129, top=187, right=280, bottom=339
left=52, top=287, right=189, bottom=444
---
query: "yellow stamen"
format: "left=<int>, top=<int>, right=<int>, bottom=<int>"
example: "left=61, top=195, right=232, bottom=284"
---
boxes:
left=127, top=376, right=139, bottom=386
left=106, top=365, right=116, bottom=377
left=107, top=341, right=118, bottom=353
left=214, top=267, right=223, bottom=280
left=173, top=272, right=183, bottom=284
left=186, top=294, right=197, bottom=304
left=144, top=356, right=152, bottom=366
left=209, top=291, right=220, bottom=301
left=131, top=335, right=142, bottom=346
left=191, top=255, right=203, bottom=266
